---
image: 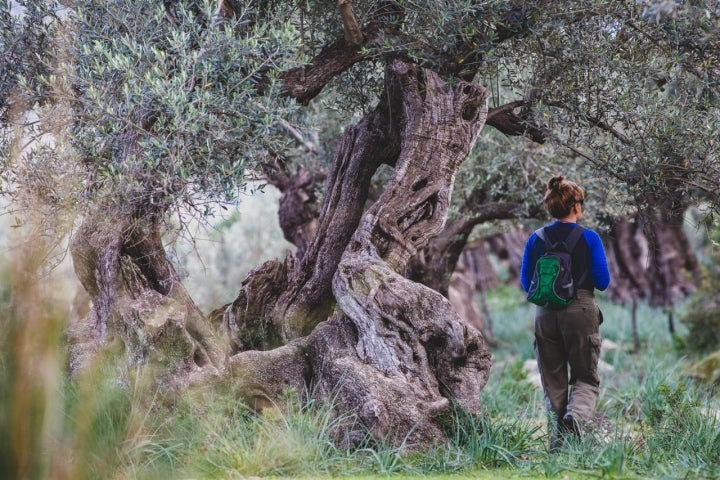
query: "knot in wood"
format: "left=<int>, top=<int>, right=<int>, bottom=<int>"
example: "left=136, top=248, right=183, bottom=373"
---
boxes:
left=462, top=103, right=478, bottom=121
left=458, top=83, right=489, bottom=122
left=360, top=399, right=389, bottom=431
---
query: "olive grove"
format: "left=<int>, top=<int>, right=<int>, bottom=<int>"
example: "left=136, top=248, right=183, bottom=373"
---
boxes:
left=1, top=0, right=719, bottom=446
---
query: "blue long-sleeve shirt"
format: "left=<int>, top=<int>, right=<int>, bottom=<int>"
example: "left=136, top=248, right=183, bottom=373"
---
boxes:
left=520, top=221, right=610, bottom=293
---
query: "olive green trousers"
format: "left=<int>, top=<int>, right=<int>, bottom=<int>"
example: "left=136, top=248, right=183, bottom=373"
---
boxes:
left=534, top=290, right=602, bottom=447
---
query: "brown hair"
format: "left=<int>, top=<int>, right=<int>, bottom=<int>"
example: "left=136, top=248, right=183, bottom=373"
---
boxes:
left=543, top=175, right=584, bottom=219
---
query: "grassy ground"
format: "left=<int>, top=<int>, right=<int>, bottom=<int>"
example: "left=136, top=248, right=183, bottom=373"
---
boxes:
left=1, top=266, right=719, bottom=479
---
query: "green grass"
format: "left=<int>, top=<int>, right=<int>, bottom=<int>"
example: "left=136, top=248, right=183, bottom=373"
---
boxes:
left=2, top=274, right=719, bottom=479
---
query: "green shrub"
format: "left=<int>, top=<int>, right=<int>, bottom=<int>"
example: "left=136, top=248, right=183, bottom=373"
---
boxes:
left=681, top=216, right=720, bottom=353
left=681, top=294, right=720, bottom=352
left=687, top=350, right=720, bottom=385
left=641, top=380, right=720, bottom=478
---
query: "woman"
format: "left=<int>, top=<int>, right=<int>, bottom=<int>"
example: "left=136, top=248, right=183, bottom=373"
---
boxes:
left=520, top=175, right=611, bottom=451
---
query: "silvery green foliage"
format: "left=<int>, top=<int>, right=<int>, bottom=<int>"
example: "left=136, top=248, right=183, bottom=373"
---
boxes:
left=3, top=0, right=719, bottom=227
left=68, top=0, right=302, bottom=213
left=485, top=0, right=720, bottom=216
left=0, top=0, right=58, bottom=125
left=3, top=0, right=303, bottom=218
left=0, top=1, right=60, bottom=199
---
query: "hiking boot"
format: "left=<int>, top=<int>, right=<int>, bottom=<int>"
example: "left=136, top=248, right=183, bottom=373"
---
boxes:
left=549, top=429, right=564, bottom=453
left=562, top=413, right=582, bottom=440
left=549, top=416, right=569, bottom=453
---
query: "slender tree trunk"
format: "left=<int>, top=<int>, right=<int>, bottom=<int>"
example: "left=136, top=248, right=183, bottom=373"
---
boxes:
left=632, top=299, right=640, bottom=353
left=478, top=289, right=494, bottom=339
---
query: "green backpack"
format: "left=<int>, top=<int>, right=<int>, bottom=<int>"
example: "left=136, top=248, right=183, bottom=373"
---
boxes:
left=527, top=226, right=585, bottom=308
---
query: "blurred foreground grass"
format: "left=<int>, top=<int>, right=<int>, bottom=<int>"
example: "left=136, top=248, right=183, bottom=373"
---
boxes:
left=1, top=245, right=719, bottom=479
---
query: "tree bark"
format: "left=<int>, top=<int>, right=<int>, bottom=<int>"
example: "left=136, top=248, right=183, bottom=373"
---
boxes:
left=328, top=61, right=492, bottom=442
left=221, top=61, right=492, bottom=447
left=404, top=202, right=515, bottom=339
left=69, top=59, right=493, bottom=447
left=267, top=165, right=325, bottom=258
left=68, top=206, right=224, bottom=388
left=407, top=202, right=517, bottom=296
left=604, top=212, right=700, bottom=307
left=447, top=266, right=487, bottom=336
left=222, top=69, right=403, bottom=347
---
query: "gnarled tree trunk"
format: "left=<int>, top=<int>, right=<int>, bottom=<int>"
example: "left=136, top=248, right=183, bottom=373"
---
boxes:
left=68, top=206, right=225, bottom=390
left=221, top=64, right=403, bottom=350
left=604, top=212, right=700, bottom=307
left=69, top=60, right=493, bottom=447
left=405, top=202, right=516, bottom=338
left=225, top=61, right=492, bottom=445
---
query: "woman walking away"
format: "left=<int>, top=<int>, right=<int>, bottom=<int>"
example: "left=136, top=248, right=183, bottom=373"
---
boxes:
left=520, top=175, right=610, bottom=452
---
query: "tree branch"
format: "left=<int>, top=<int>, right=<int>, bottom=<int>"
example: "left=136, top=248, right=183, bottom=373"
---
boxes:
left=584, top=114, right=630, bottom=145
left=486, top=102, right=547, bottom=143
left=281, top=23, right=385, bottom=104
left=338, top=0, right=363, bottom=46
left=281, top=2, right=539, bottom=104
left=214, top=0, right=235, bottom=22
left=464, top=201, right=519, bottom=226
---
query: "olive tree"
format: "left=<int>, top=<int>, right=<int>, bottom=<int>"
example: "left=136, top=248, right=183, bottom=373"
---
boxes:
left=2, top=0, right=719, bottom=446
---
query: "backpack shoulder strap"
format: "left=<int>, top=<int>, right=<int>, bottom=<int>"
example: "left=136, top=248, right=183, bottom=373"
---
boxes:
left=566, top=225, right=589, bottom=286
left=535, top=226, right=584, bottom=248
left=564, top=225, right=585, bottom=251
